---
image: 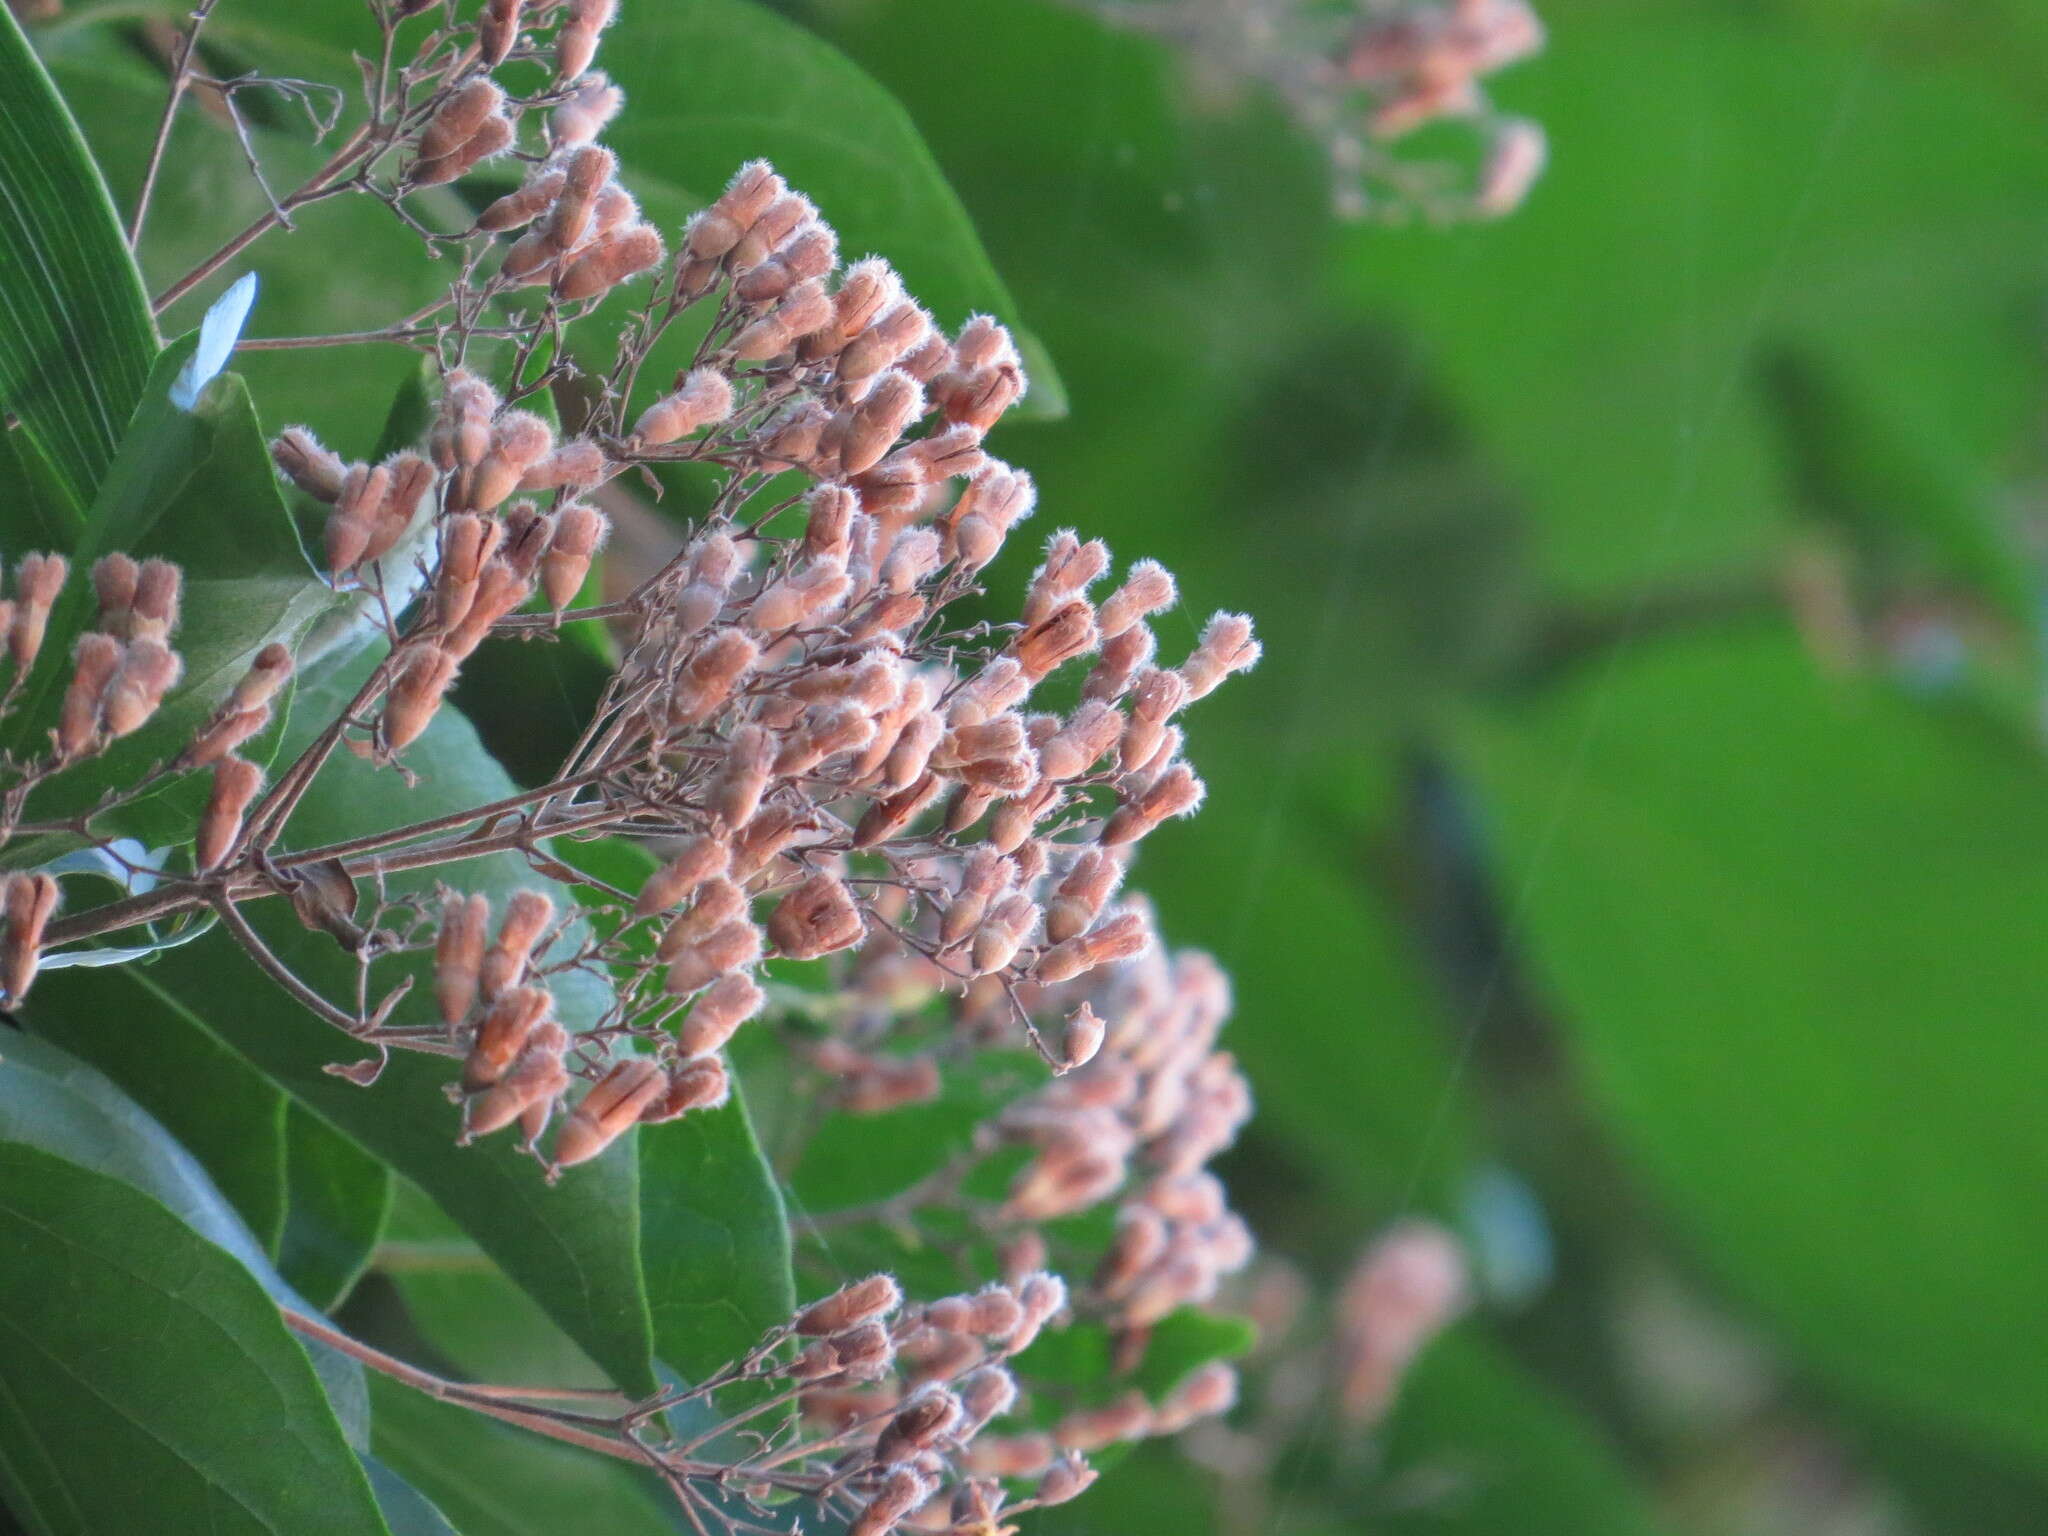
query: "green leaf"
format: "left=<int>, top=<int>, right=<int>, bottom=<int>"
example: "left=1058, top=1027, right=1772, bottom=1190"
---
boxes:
left=37, top=656, right=659, bottom=1398
left=0, top=1026, right=373, bottom=1440
left=368, top=1376, right=682, bottom=1536
left=589, top=0, right=1061, bottom=417
left=0, top=1143, right=389, bottom=1536
left=357, top=1456, right=461, bottom=1536
left=0, top=4, right=156, bottom=527
left=639, top=1103, right=795, bottom=1388
left=14, top=972, right=290, bottom=1250
left=1449, top=623, right=2048, bottom=1469
left=280, top=1102, right=394, bottom=1312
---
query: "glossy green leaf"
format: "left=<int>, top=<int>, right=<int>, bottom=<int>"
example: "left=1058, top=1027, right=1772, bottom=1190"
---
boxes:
left=15, top=975, right=290, bottom=1250
left=1450, top=623, right=2048, bottom=1467
left=0, top=1143, right=389, bottom=1536
left=0, top=1026, right=372, bottom=1440
left=38, top=656, right=659, bottom=1398
left=358, top=1456, right=461, bottom=1536
left=368, top=1376, right=681, bottom=1536
left=280, top=1102, right=394, bottom=1312
left=0, top=4, right=155, bottom=528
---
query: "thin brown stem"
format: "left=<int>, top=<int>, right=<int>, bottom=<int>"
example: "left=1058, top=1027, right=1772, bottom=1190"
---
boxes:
left=131, top=0, right=221, bottom=250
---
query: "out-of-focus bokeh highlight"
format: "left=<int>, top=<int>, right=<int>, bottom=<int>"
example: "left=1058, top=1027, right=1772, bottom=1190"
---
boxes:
left=791, top=1, right=2048, bottom=1530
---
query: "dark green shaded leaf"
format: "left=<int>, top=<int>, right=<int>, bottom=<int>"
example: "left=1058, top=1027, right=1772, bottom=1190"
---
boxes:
left=359, top=1455, right=461, bottom=1536
left=281, top=1102, right=394, bottom=1312
left=0, top=1144, right=388, bottom=1536
left=0, top=4, right=155, bottom=526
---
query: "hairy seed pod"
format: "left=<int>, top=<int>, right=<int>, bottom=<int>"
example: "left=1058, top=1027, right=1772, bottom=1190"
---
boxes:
left=55, top=634, right=121, bottom=758
left=477, top=0, right=523, bottom=65
left=969, top=893, right=1037, bottom=977
left=1033, top=1454, right=1099, bottom=1508
left=709, top=724, right=772, bottom=828
left=443, top=559, right=534, bottom=660
left=634, top=834, right=731, bottom=916
left=839, top=301, right=932, bottom=386
left=360, top=453, right=435, bottom=567
left=1060, top=1002, right=1108, bottom=1072
left=479, top=889, right=554, bottom=1001
left=765, top=872, right=864, bottom=960
left=419, top=79, right=503, bottom=162
left=875, top=1386, right=963, bottom=1466
left=378, top=645, right=458, bottom=752
left=1, top=872, right=61, bottom=1004
left=555, top=224, right=665, bottom=302
left=541, top=503, right=609, bottom=612
left=1034, top=911, right=1150, bottom=984
left=634, top=367, right=734, bottom=445
left=519, top=437, right=608, bottom=493
left=640, top=1055, right=730, bottom=1121
left=656, top=879, right=748, bottom=961
left=794, top=1273, right=902, bottom=1337
left=272, top=427, right=347, bottom=502
left=848, top=1466, right=934, bottom=1536
left=1180, top=611, right=1261, bottom=700
left=462, top=1021, right=570, bottom=1141
left=552, top=71, right=623, bottom=146
left=552, top=1056, right=664, bottom=1169
left=463, top=984, right=550, bottom=1092
left=676, top=971, right=763, bottom=1057
left=436, top=892, right=491, bottom=1027
left=196, top=755, right=264, bottom=871
left=476, top=167, right=566, bottom=235
left=662, top=918, right=762, bottom=995
left=99, top=637, right=180, bottom=738
left=9, top=552, right=68, bottom=675
left=852, top=772, right=940, bottom=849
left=91, top=553, right=139, bottom=635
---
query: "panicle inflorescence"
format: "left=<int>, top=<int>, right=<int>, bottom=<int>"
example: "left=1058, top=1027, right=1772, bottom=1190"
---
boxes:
left=0, top=1, right=1266, bottom=1518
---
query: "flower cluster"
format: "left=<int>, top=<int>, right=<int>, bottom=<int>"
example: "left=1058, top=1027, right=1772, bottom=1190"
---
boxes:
left=3, top=0, right=1267, bottom=1523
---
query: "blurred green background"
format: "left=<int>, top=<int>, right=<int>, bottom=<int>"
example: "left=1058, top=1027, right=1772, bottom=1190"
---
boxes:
left=781, top=2, right=2048, bottom=1532
left=27, top=0, right=2048, bottom=1529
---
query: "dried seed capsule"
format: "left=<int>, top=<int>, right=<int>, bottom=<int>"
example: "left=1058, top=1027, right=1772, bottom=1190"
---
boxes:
left=481, top=889, right=553, bottom=999
left=849, top=1466, right=934, bottom=1536
left=640, top=1055, right=731, bottom=1121
left=272, top=427, right=347, bottom=502
left=1054, top=1391, right=1152, bottom=1452
left=656, top=878, right=748, bottom=960
left=1101, top=764, right=1205, bottom=846
left=635, top=834, right=731, bottom=916
left=443, top=559, right=534, bottom=660
left=553, top=1055, right=665, bottom=1169
left=708, top=725, right=772, bottom=828
left=552, top=71, right=623, bottom=145
left=463, top=1021, right=570, bottom=1141
left=101, top=638, right=181, bottom=738
left=436, top=892, right=491, bottom=1027
left=379, top=645, right=459, bottom=752
left=1060, top=1002, right=1107, bottom=1072
left=9, top=552, right=68, bottom=674
left=969, top=893, right=1037, bottom=977
left=676, top=970, right=763, bottom=1056
left=325, top=462, right=390, bottom=574
left=1033, top=1454, right=1098, bottom=1508
left=555, top=224, right=665, bottom=301
left=1179, top=611, right=1261, bottom=700
left=92, top=554, right=139, bottom=634
left=669, top=629, right=759, bottom=723
left=1, top=872, right=61, bottom=1004
left=852, top=772, right=940, bottom=849
left=1011, top=599, right=1098, bottom=680
left=541, top=503, right=609, bottom=613
left=419, top=79, right=503, bottom=163
left=794, top=1274, right=903, bottom=1337
left=360, top=453, right=436, bottom=567
left=463, top=984, right=550, bottom=1091
left=634, top=368, right=734, bottom=445
left=519, top=437, right=608, bottom=494
left=468, top=412, right=554, bottom=514
left=661, top=918, right=762, bottom=995
left=940, top=849, right=1011, bottom=948
left=55, top=634, right=121, bottom=758
left=841, top=371, right=925, bottom=476
left=1033, top=911, right=1150, bottom=984
left=839, top=301, right=932, bottom=386
left=765, top=872, right=864, bottom=960
left=555, top=0, right=616, bottom=79
left=196, top=755, right=264, bottom=871
left=875, top=1386, right=963, bottom=1466
left=477, top=0, right=523, bottom=65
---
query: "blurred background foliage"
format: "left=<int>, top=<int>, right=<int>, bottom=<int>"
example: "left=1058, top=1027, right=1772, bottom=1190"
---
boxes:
left=19, top=0, right=2048, bottom=1530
